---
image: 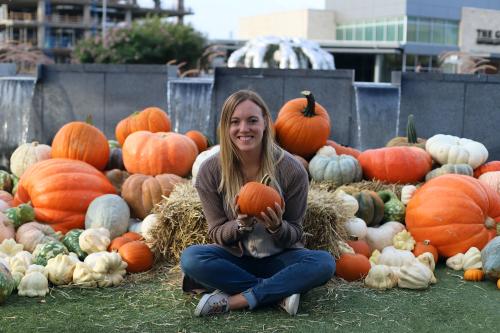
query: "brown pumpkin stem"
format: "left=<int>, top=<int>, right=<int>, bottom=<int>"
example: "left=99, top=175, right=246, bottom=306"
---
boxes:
left=423, top=240, right=431, bottom=246
left=85, top=114, right=94, bottom=125
left=348, top=235, right=359, bottom=241
left=260, top=174, right=272, bottom=186
left=301, top=90, right=317, bottom=118
left=485, top=216, right=496, bottom=229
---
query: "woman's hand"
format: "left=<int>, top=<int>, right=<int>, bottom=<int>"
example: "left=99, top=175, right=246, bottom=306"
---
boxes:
left=259, top=202, right=284, bottom=233
left=234, top=196, right=256, bottom=227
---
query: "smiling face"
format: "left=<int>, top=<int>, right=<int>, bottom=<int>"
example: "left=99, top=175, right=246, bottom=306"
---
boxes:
left=229, top=99, right=266, bottom=154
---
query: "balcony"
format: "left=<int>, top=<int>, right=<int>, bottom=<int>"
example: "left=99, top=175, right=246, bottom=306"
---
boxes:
left=7, top=12, right=36, bottom=22
left=47, top=14, right=84, bottom=25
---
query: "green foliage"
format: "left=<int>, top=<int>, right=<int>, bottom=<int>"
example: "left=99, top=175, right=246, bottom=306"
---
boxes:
left=73, top=16, right=206, bottom=67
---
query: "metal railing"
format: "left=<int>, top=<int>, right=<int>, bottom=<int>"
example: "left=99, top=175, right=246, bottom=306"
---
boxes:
left=8, top=12, right=36, bottom=21
left=47, top=14, right=84, bottom=24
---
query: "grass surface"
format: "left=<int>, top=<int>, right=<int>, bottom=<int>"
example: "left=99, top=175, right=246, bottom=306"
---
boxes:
left=1, top=264, right=499, bottom=333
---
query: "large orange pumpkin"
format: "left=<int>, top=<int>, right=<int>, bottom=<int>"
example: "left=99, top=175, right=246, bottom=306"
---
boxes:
left=118, top=241, right=154, bottom=273
left=274, top=91, right=330, bottom=160
left=473, top=161, right=500, bottom=178
left=358, top=146, right=432, bottom=183
left=185, top=130, right=209, bottom=153
left=326, top=140, right=361, bottom=159
left=122, top=131, right=198, bottom=177
left=51, top=121, right=109, bottom=170
left=12, top=158, right=116, bottom=233
left=237, top=175, right=284, bottom=217
left=406, top=174, right=500, bottom=257
left=115, top=107, right=171, bottom=146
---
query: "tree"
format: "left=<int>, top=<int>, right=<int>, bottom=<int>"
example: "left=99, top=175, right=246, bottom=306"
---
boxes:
left=73, top=16, right=206, bottom=69
left=0, top=41, right=53, bottom=74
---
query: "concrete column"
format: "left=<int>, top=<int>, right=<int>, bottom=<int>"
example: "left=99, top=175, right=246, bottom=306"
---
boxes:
left=37, top=0, right=46, bottom=48
left=374, top=54, right=384, bottom=83
left=125, top=10, right=132, bottom=24
left=83, top=4, right=91, bottom=37
left=402, top=53, right=407, bottom=72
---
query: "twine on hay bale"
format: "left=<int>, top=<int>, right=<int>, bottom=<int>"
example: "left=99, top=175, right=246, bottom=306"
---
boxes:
left=311, top=179, right=408, bottom=199
left=146, top=182, right=209, bottom=265
left=147, top=182, right=352, bottom=265
left=303, top=186, right=350, bottom=259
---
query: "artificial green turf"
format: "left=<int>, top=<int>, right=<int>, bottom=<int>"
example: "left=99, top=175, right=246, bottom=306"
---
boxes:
left=1, top=265, right=499, bottom=333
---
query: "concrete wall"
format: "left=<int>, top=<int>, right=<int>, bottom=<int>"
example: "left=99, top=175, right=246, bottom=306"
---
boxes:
left=238, top=9, right=336, bottom=41
left=211, top=67, right=355, bottom=145
left=394, top=71, right=500, bottom=161
left=35, top=64, right=177, bottom=143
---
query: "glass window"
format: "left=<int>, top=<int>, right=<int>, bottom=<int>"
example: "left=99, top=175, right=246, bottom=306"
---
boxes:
left=346, top=26, right=353, bottom=40
left=387, top=23, right=396, bottom=41
left=432, top=19, right=445, bottom=44
left=376, top=24, right=384, bottom=41
left=407, top=17, right=417, bottom=42
left=336, top=27, right=344, bottom=40
left=398, top=23, right=404, bottom=41
left=418, top=18, right=431, bottom=43
left=445, top=21, right=458, bottom=45
left=355, top=26, right=363, bottom=40
left=365, top=25, right=374, bottom=41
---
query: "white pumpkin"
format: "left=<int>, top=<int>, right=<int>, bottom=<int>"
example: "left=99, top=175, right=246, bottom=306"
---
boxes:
left=17, top=271, right=49, bottom=297
left=425, top=134, right=488, bottom=169
left=45, top=254, right=77, bottom=285
left=334, top=190, right=359, bottom=216
left=344, top=217, right=367, bottom=240
left=378, top=246, right=416, bottom=267
left=446, top=253, right=464, bottom=271
left=400, top=185, right=417, bottom=205
left=365, top=221, right=406, bottom=251
left=397, top=261, right=434, bottom=289
left=84, top=251, right=127, bottom=287
left=85, top=194, right=130, bottom=239
left=128, top=214, right=159, bottom=240
left=10, top=141, right=52, bottom=178
left=191, top=145, right=220, bottom=185
left=79, top=228, right=111, bottom=254
left=364, top=265, right=399, bottom=290
left=392, top=230, right=416, bottom=251
left=462, top=247, right=482, bottom=270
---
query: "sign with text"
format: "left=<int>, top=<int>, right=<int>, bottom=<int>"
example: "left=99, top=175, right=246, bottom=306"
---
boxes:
left=476, top=29, right=500, bottom=45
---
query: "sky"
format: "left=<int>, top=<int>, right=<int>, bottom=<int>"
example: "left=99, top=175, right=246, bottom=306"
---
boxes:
left=138, top=0, right=326, bottom=39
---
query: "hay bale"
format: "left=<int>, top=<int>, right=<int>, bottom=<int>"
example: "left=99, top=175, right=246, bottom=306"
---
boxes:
left=147, top=182, right=352, bottom=265
left=311, top=179, right=410, bottom=199
left=303, top=186, right=350, bottom=259
left=146, top=182, right=208, bottom=265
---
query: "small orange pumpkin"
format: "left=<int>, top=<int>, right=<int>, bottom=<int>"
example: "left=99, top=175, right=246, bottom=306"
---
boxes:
left=335, top=253, right=371, bottom=282
left=347, top=236, right=371, bottom=258
left=274, top=91, right=330, bottom=160
left=463, top=269, right=484, bottom=282
left=118, top=241, right=154, bottom=273
left=115, top=107, right=171, bottom=146
left=122, top=231, right=143, bottom=241
left=122, top=131, right=198, bottom=177
left=474, top=161, right=500, bottom=178
left=413, top=240, right=439, bottom=263
left=51, top=120, right=109, bottom=170
left=326, top=140, right=361, bottom=159
left=497, top=278, right=500, bottom=289
left=186, top=130, right=209, bottom=153
left=108, top=236, right=132, bottom=252
left=236, top=174, right=284, bottom=217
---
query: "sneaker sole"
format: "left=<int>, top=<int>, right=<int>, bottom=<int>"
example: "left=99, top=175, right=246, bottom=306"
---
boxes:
left=287, top=294, right=300, bottom=316
left=194, top=293, right=211, bottom=317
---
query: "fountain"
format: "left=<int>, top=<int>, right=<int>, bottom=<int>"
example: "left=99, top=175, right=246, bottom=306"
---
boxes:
left=352, top=82, right=401, bottom=151
left=0, top=76, right=40, bottom=169
left=167, top=77, right=215, bottom=140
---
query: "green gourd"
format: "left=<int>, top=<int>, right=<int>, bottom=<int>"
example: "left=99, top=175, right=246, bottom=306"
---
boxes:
left=0, top=263, right=14, bottom=304
left=425, top=164, right=473, bottom=181
left=32, top=240, right=68, bottom=266
left=5, top=204, right=35, bottom=228
left=377, top=190, right=406, bottom=223
left=62, top=229, right=87, bottom=260
left=0, top=171, right=12, bottom=193
left=353, top=190, right=385, bottom=227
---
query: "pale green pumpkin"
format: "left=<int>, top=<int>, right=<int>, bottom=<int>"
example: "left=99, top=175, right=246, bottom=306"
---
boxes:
left=481, top=236, right=500, bottom=280
left=425, top=163, right=473, bottom=181
left=0, top=263, right=15, bottom=304
left=309, top=154, right=362, bottom=185
left=85, top=194, right=130, bottom=239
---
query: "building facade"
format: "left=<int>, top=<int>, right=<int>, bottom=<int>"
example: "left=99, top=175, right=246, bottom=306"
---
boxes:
left=0, top=0, right=191, bottom=62
left=238, top=0, right=500, bottom=82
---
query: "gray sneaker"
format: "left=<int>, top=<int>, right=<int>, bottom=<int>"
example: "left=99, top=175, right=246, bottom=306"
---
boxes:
left=279, top=293, right=300, bottom=316
left=194, top=290, right=230, bottom=316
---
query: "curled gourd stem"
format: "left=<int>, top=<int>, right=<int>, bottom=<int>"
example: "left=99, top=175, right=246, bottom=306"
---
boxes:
left=260, top=174, right=271, bottom=186
left=300, top=90, right=316, bottom=117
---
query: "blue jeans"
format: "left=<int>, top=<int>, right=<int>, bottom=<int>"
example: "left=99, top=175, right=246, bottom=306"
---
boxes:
left=180, top=244, right=335, bottom=309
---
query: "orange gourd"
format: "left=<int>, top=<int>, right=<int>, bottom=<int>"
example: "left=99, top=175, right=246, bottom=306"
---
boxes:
left=122, top=131, right=198, bottom=177
left=327, top=140, right=361, bottom=159
left=347, top=236, right=371, bottom=258
left=413, top=240, right=439, bottom=263
left=118, top=241, right=154, bottom=273
left=358, top=146, right=432, bottom=183
left=12, top=158, right=116, bottom=233
left=406, top=174, right=500, bottom=257
left=237, top=175, right=284, bottom=217
left=108, top=236, right=132, bottom=252
left=115, top=107, right=171, bottom=146
left=463, top=269, right=484, bottom=281
left=473, top=161, right=500, bottom=178
left=122, top=232, right=143, bottom=241
left=274, top=91, right=330, bottom=160
left=51, top=120, right=109, bottom=170
left=186, top=130, right=209, bottom=153
left=335, top=253, right=371, bottom=282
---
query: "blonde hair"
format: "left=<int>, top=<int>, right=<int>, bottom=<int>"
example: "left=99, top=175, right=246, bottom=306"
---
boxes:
left=218, top=90, right=284, bottom=214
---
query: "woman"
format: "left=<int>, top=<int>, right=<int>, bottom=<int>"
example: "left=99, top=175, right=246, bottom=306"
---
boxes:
left=180, top=90, right=335, bottom=317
